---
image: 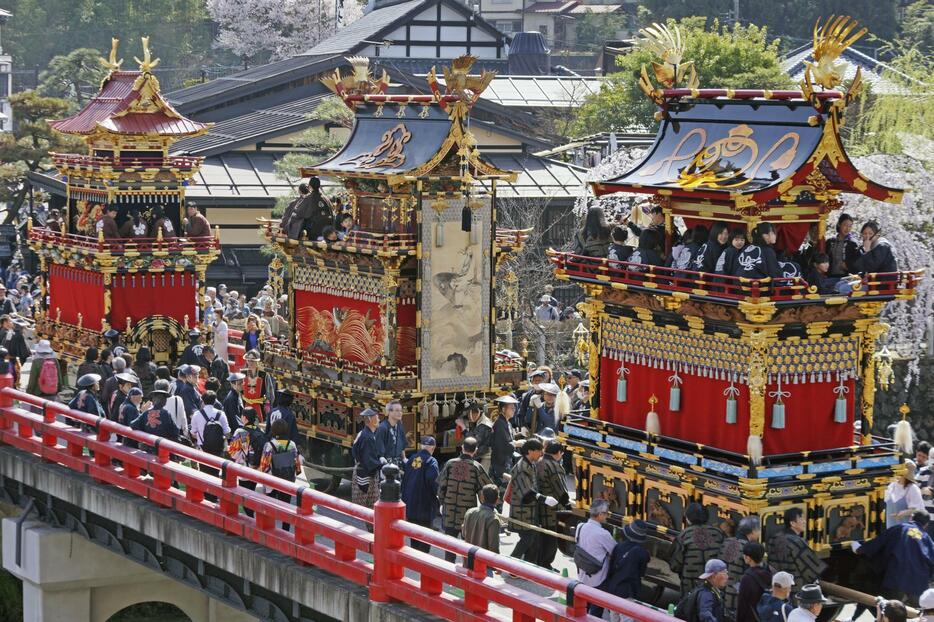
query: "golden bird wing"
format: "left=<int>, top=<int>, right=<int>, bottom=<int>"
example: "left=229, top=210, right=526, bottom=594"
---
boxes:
left=464, top=70, right=495, bottom=98
left=635, top=22, right=683, bottom=65
left=812, top=15, right=867, bottom=62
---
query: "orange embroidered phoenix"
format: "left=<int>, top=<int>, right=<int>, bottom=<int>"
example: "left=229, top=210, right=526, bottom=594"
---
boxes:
left=296, top=306, right=385, bottom=364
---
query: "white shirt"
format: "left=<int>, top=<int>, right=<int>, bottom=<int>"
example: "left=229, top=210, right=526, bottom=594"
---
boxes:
left=576, top=518, right=617, bottom=587
left=213, top=319, right=229, bottom=362
left=787, top=607, right=817, bottom=622
left=190, top=404, right=231, bottom=448
left=165, top=395, right=189, bottom=438
left=885, top=480, right=925, bottom=527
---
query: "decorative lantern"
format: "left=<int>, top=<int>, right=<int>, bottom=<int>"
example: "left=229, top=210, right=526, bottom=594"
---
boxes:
left=833, top=376, right=849, bottom=423
left=724, top=380, right=739, bottom=424
left=645, top=394, right=660, bottom=436
left=769, top=377, right=790, bottom=429
left=668, top=371, right=682, bottom=412
left=617, top=362, right=629, bottom=403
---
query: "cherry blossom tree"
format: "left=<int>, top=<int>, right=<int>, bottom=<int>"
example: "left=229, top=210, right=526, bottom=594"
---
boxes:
left=207, top=0, right=363, bottom=61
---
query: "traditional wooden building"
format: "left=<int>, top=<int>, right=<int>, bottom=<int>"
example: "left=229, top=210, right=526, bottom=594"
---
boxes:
left=27, top=38, right=220, bottom=363
left=260, top=56, right=527, bottom=464
left=550, top=19, right=923, bottom=553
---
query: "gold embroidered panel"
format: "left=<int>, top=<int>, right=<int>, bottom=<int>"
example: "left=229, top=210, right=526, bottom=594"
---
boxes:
left=292, top=264, right=384, bottom=302
left=601, top=316, right=860, bottom=379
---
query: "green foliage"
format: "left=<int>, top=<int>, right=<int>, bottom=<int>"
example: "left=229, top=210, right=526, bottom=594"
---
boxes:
left=0, top=91, right=82, bottom=219
left=38, top=48, right=110, bottom=106
left=0, top=569, right=23, bottom=620
left=572, top=19, right=791, bottom=135
left=847, top=49, right=933, bottom=160
left=899, top=0, right=934, bottom=56
left=3, top=0, right=220, bottom=87
left=310, top=96, right=354, bottom=129
left=574, top=11, right=632, bottom=51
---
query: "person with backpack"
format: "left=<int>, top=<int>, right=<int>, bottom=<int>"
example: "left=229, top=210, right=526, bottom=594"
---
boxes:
left=260, top=418, right=302, bottom=531
left=25, top=340, right=63, bottom=399
left=604, top=520, right=651, bottom=604
left=736, top=542, right=772, bottom=622
left=756, top=572, right=794, bottom=622
left=692, top=559, right=729, bottom=622
left=576, top=499, right=618, bottom=617
left=265, top=389, right=299, bottom=444
left=191, top=390, right=230, bottom=455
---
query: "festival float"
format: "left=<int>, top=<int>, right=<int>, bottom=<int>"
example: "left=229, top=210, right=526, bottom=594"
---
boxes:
left=550, top=18, right=923, bottom=556
left=259, top=56, right=528, bottom=469
left=28, top=38, right=220, bottom=363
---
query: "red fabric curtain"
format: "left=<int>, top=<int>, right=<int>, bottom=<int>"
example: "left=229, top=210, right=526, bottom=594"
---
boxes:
left=396, top=301, right=416, bottom=367
left=294, top=290, right=384, bottom=364
left=110, top=272, right=198, bottom=331
left=599, top=356, right=853, bottom=455
left=48, top=265, right=104, bottom=331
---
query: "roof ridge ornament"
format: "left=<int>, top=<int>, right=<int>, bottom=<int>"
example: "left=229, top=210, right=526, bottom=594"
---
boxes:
left=134, top=36, right=160, bottom=73
left=427, top=54, right=495, bottom=110
left=98, top=38, right=123, bottom=73
left=322, top=56, right=391, bottom=108
left=801, top=16, right=867, bottom=109
left=635, top=22, right=699, bottom=105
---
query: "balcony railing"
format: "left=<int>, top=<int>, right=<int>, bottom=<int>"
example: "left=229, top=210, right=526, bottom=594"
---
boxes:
left=550, top=251, right=923, bottom=304
left=29, top=226, right=220, bottom=256
left=51, top=153, right=202, bottom=171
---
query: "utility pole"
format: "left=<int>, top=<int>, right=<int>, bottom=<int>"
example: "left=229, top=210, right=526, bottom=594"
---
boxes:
left=734, top=0, right=740, bottom=23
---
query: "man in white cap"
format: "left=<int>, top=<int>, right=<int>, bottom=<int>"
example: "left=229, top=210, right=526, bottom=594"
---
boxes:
left=530, top=382, right=561, bottom=434
left=917, top=589, right=934, bottom=622
left=756, top=571, right=794, bottom=622
left=787, top=583, right=830, bottom=622
left=352, top=408, right=383, bottom=510
left=25, top=339, right=63, bottom=399
left=534, top=295, right=560, bottom=322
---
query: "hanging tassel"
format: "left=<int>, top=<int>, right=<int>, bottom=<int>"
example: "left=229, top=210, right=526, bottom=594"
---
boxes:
left=747, top=434, right=763, bottom=465
left=724, top=381, right=739, bottom=424
left=668, top=371, right=682, bottom=412
left=431, top=400, right=440, bottom=420
left=435, top=220, right=444, bottom=247
left=769, top=378, right=790, bottom=430
left=833, top=377, right=849, bottom=424
left=894, top=404, right=913, bottom=454
left=555, top=390, right=571, bottom=424
left=617, top=364, right=629, bottom=403
left=645, top=395, right=660, bottom=436
left=461, top=203, right=471, bottom=232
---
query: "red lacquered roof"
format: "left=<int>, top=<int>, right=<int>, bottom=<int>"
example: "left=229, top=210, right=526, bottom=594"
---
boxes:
left=51, top=71, right=208, bottom=137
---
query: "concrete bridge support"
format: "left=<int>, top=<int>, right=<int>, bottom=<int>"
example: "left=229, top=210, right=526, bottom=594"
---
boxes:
left=2, top=518, right=257, bottom=622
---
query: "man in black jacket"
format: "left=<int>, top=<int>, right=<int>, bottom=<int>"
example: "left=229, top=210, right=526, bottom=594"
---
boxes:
left=223, top=372, right=245, bottom=432
left=352, top=408, right=382, bottom=509
left=853, top=220, right=898, bottom=274
left=490, top=395, right=518, bottom=487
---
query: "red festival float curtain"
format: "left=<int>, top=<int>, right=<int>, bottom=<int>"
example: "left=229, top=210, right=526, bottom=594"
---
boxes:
left=109, top=272, right=198, bottom=331
left=598, top=355, right=853, bottom=455
left=396, top=301, right=417, bottom=367
left=294, top=290, right=385, bottom=365
left=48, top=265, right=104, bottom=331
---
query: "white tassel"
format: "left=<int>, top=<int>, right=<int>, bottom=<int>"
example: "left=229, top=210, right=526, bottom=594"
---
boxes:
left=431, top=401, right=439, bottom=419
left=646, top=410, right=660, bottom=436
left=747, top=435, right=763, bottom=465
left=555, top=390, right=571, bottom=422
left=895, top=419, right=913, bottom=455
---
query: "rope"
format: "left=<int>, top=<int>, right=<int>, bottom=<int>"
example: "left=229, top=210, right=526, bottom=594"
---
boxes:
left=494, top=511, right=577, bottom=542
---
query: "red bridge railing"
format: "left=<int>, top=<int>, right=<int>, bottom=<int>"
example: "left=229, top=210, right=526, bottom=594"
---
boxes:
left=0, top=376, right=672, bottom=622
left=550, top=250, right=923, bottom=304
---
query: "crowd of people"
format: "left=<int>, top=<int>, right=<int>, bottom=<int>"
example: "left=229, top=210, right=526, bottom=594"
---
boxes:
left=571, top=207, right=899, bottom=294
left=43, top=201, right=215, bottom=241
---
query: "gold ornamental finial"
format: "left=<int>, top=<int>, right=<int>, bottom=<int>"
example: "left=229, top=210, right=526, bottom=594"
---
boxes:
left=428, top=54, right=495, bottom=104
left=899, top=403, right=910, bottom=420
left=801, top=16, right=867, bottom=106
left=635, top=23, right=698, bottom=104
left=99, top=38, right=124, bottom=72
left=134, top=36, right=161, bottom=73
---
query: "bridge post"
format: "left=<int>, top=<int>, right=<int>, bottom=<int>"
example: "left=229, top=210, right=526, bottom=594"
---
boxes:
left=0, top=373, right=11, bottom=433
left=370, top=463, right=405, bottom=603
